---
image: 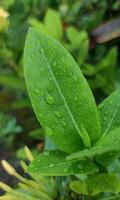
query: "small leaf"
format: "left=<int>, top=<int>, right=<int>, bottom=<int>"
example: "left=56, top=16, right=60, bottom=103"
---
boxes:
left=87, top=173, right=120, bottom=194
left=70, top=180, right=99, bottom=195
left=24, top=28, right=100, bottom=153
left=99, top=89, right=120, bottom=135
left=45, top=9, right=63, bottom=40
left=70, top=174, right=120, bottom=195
left=80, top=124, right=91, bottom=148
left=28, top=150, right=98, bottom=176
left=96, top=127, right=120, bottom=149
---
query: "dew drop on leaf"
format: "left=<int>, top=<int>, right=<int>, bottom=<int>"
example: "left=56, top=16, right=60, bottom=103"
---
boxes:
left=54, top=111, right=62, bottom=119
left=45, top=92, right=54, bottom=105
left=62, top=121, right=67, bottom=128
left=64, top=168, right=68, bottom=172
left=49, top=163, right=55, bottom=168
left=73, top=75, right=79, bottom=83
left=35, top=89, right=39, bottom=94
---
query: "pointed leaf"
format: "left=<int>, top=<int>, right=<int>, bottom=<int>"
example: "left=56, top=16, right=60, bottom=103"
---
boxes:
left=96, top=127, right=120, bottom=149
left=87, top=174, right=120, bottom=194
left=67, top=127, right=120, bottom=161
left=80, top=124, right=91, bottom=148
left=45, top=9, right=63, bottom=40
left=99, top=89, right=120, bottom=134
left=27, top=150, right=98, bottom=176
left=70, top=180, right=99, bottom=195
left=24, top=28, right=100, bottom=153
left=70, top=174, right=120, bottom=195
left=66, top=146, right=114, bottom=161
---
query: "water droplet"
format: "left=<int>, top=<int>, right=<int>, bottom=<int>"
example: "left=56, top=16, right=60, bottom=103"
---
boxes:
left=64, top=168, right=68, bottom=172
left=73, top=75, right=79, bottom=83
left=45, top=126, right=54, bottom=136
left=54, top=111, right=62, bottom=119
left=62, top=121, right=67, bottom=128
left=74, top=96, right=78, bottom=101
left=35, top=89, right=39, bottom=94
left=39, top=48, right=44, bottom=54
left=49, top=163, right=55, bottom=168
left=48, top=77, right=52, bottom=82
left=45, top=92, right=54, bottom=105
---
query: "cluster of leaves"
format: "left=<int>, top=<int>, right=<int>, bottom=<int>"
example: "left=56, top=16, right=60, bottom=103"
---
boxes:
left=0, top=0, right=120, bottom=199
left=24, top=28, right=120, bottom=199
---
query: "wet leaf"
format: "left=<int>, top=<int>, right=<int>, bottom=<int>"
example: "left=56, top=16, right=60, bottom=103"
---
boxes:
left=28, top=150, right=98, bottom=176
left=24, top=28, right=100, bottom=153
left=99, top=89, right=120, bottom=134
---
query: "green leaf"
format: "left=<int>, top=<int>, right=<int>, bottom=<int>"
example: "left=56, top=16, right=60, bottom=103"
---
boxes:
left=27, top=150, right=98, bottom=176
left=0, top=74, right=26, bottom=90
left=29, top=18, right=48, bottom=33
left=24, top=28, right=100, bottom=153
left=87, top=174, right=120, bottom=193
left=66, top=28, right=89, bottom=65
left=70, top=174, right=120, bottom=195
left=102, top=195, right=120, bottom=200
left=99, top=89, right=120, bottom=134
left=66, top=146, right=115, bottom=161
left=80, top=124, right=91, bottom=148
left=70, top=180, right=89, bottom=195
left=44, top=9, right=63, bottom=41
left=96, top=127, right=120, bottom=149
left=70, top=180, right=99, bottom=195
left=67, top=127, right=120, bottom=161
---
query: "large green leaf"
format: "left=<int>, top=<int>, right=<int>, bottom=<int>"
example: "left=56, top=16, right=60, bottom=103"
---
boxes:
left=24, top=28, right=100, bottom=153
left=67, top=127, right=120, bottom=161
left=27, top=150, right=98, bottom=176
left=99, top=89, right=120, bottom=134
left=70, top=174, right=120, bottom=195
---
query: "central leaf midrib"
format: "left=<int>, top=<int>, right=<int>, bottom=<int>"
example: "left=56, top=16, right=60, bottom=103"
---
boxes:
left=43, top=53, right=82, bottom=139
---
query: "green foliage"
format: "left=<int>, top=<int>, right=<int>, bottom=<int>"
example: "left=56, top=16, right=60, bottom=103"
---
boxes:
left=0, top=112, right=22, bottom=146
left=28, top=150, right=98, bottom=176
left=70, top=174, right=120, bottom=195
left=24, top=28, right=100, bottom=154
left=24, top=28, right=120, bottom=199
left=0, top=0, right=120, bottom=199
left=99, top=89, right=120, bottom=134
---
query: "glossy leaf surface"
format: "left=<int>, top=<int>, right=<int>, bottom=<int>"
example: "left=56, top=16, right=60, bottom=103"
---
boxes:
left=27, top=150, right=98, bottom=176
left=24, top=28, right=100, bottom=153
left=99, top=89, right=120, bottom=134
